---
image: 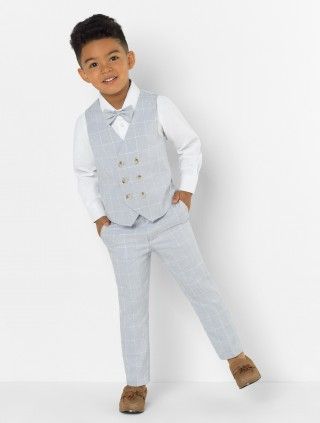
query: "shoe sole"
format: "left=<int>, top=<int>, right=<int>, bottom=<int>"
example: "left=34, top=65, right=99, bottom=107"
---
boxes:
left=238, top=374, right=261, bottom=389
left=120, top=409, right=144, bottom=413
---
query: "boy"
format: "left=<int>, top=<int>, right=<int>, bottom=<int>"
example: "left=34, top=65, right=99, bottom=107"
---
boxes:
left=70, top=14, right=261, bottom=414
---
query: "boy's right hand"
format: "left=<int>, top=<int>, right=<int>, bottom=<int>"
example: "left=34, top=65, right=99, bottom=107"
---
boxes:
left=95, top=216, right=111, bottom=237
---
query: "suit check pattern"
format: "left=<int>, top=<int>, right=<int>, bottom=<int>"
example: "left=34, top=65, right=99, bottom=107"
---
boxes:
left=86, top=86, right=243, bottom=386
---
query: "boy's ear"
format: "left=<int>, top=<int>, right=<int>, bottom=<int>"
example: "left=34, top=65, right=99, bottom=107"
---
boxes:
left=78, top=68, right=90, bottom=83
left=127, top=50, right=136, bottom=70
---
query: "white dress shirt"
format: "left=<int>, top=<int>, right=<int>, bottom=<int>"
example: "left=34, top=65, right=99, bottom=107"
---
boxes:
left=73, top=79, right=202, bottom=222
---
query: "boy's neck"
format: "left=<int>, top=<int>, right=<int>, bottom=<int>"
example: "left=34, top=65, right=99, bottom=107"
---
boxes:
left=100, top=78, right=132, bottom=110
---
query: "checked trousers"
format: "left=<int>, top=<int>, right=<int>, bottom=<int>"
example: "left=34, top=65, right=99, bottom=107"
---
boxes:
left=99, top=199, right=243, bottom=386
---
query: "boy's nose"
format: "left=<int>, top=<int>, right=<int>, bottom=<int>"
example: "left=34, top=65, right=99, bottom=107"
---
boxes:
left=101, top=64, right=113, bottom=73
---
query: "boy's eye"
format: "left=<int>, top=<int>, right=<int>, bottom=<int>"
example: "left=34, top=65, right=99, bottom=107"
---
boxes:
left=88, top=56, right=118, bottom=68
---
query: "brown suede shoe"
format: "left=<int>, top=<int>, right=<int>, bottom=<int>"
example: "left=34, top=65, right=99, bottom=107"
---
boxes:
left=229, top=354, right=261, bottom=389
left=119, top=384, right=147, bottom=413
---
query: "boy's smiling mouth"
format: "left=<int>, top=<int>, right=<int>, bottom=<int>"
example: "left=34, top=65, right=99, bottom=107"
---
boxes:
left=102, top=76, right=118, bottom=84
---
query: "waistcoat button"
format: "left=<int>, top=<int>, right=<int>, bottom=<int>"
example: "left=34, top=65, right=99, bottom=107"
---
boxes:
left=118, top=160, right=124, bottom=167
left=134, top=157, right=139, bottom=164
left=122, top=177, right=128, bottom=183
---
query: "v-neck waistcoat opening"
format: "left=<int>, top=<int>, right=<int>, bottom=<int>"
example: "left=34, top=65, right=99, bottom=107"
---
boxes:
left=104, top=89, right=143, bottom=144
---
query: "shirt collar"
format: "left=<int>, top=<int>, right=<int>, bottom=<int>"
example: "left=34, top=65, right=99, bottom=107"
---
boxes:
left=98, top=79, right=140, bottom=111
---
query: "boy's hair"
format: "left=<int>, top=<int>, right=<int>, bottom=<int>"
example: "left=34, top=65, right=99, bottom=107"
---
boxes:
left=70, top=14, right=129, bottom=67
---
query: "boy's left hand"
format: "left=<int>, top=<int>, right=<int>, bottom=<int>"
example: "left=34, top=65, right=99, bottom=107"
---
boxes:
left=172, top=190, right=192, bottom=211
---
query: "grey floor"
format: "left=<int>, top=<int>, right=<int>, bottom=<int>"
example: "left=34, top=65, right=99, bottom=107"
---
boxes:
left=0, top=381, right=319, bottom=422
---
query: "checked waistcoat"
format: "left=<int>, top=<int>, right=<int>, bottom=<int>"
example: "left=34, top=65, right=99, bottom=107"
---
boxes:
left=85, top=89, right=177, bottom=226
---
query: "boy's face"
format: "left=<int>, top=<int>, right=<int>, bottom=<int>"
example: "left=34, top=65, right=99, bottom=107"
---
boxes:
left=78, top=37, right=135, bottom=96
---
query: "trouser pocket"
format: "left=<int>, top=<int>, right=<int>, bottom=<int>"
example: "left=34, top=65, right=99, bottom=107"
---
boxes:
left=100, top=222, right=112, bottom=237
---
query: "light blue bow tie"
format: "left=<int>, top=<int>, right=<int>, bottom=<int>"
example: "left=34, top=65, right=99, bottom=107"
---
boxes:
left=103, top=105, right=134, bottom=126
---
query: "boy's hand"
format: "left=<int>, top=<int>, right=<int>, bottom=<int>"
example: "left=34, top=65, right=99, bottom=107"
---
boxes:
left=172, top=190, right=192, bottom=211
left=95, top=216, right=112, bottom=236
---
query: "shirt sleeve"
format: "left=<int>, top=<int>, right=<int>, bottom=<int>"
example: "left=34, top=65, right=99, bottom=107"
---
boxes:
left=157, top=95, right=202, bottom=194
left=72, top=113, right=106, bottom=222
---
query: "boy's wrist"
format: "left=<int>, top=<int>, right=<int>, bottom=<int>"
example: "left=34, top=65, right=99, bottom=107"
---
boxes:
left=179, top=190, right=193, bottom=201
left=94, top=216, right=110, bottom=225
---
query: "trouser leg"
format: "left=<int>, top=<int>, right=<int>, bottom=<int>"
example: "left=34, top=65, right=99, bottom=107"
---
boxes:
left=150, top=218, right=243, bottom=359
left=102, top=228, right=151, bottom=386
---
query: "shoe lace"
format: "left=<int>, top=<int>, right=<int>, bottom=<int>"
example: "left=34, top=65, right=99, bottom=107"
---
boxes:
left=238, top=364, right=254, bottom=373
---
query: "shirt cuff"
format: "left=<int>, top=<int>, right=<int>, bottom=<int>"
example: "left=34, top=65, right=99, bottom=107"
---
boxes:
left=88, top=200, right=107, bottom=222
left=178, top=173, right=199, bottom=194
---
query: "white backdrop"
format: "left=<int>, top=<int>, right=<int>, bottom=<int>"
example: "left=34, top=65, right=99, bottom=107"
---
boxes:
left=0, top=0, right=319, bottom=383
